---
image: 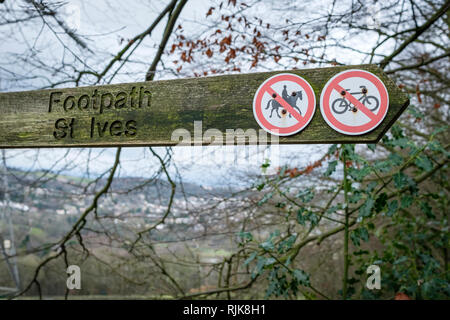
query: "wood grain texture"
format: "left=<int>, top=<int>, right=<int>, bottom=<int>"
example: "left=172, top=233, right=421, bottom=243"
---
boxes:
left=0, top=64, right=409, bottom=148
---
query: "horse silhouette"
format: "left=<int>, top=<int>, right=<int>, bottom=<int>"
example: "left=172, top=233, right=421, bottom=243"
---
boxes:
left=266, top=85, right=303, bottom=118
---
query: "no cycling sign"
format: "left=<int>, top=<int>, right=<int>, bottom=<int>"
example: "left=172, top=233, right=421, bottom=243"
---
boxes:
left=320, top=69, right=389, bottom=135
left=252, top=69, right=389, bottom=136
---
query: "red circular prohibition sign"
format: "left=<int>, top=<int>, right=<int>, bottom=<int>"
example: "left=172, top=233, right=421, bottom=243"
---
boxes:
left=320, top=70, right=389, bottom=135
left=253, top=73, right=316, bottom=136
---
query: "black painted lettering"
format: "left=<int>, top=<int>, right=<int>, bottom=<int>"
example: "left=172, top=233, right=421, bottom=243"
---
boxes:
left=69, top=118, right=75, bottom=138
left=138, top=87, right=143, bottom=108
left=100, top=93, right=113, bottom=114
left=53, top=118, right=68, bottom=139
left=139, top=87, right=152, bottom=108
left=130, top=87, right=138, bottom=108
left=115, top=92, right=127, bottom=109
left=63, top=96, right=76, bottom=112
left=51, top=87, right=151, bottom=116
left=90, top=117, right=95, bottom=138
left=96, top=120, right=109, bottom=137
left=92, top=89, right=98, bottom=110
left=49, top=92, right=62, bottom=113
left=144, top=90, right=152, bottom=107
left=109, top=120, right=123, bottom=136
left=125, top=120, right=137, bottom=137
left=78, top=95, right=90, bottom=110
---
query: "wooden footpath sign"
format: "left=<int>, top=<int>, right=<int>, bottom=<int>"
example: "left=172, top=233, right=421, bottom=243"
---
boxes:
left=0, top=64, right=409, bottom=148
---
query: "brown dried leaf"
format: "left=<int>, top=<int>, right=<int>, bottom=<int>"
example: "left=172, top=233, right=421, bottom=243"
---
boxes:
left=205, top=48, right=213, bottom=58
left=206, top=7, right=215, bottom=17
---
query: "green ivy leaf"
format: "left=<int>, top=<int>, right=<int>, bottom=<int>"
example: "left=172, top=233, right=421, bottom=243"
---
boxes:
left=400, top=195, right=413, bottom=208
left=394, top=172, right=407, bottom=189
left=393, top=256, right=408, bottom=265
left=407, top=105, right=424, bottom=120
left=253, top=257, right=266, bottom=278
left=237, top=231, right=253, bottom=242
left=374, top=192, right=388, bottom=213
left=350, top=231, right=361, bottom=246
left=419, top=201, right=435, bottom=219
left=415, top=155, right=433, bottom=172
left=327, top=144, right=338, bottom=156
left=259, top=230, right=280, bottom=251
left=391, top=137, right=409, bottom=149
left=387, top=200, right=398, bottom=217
left=359, top=196, right=375, bottom=218
left=348, top=166, right=371, bottom=181
left=256, top=182, right=265, bottom=191
left=374, top=160, right=392, bottom=173
left=387, top=153, right=404, bottom=166
left=391, top=124, right=405, bottom=139
left=367, top=144, right=376, bottom=152
left=297, top=188, right=314, bottom=203
left=353, top=249, right=369, bottom=256
left=261, top=159, right=270, bottom=168
left=258, top=192, right=273, bottom=206
left=349, top=191, right=363, bottom=203
left=428, top=140, right=450, bottom=157
left=359, top=227, right=369, bottom=242
left=275, top=202, right=286, bottom=208
left=366, top=181, right=378, bottom=193
left=350, top=227, right=370, bottom=246
left=278, top=234, right=297, bottom=253
left=244, top=252, right=257, bottom=266
left=296, top=208, right=306, bottom=226
left=326, top=205, right=339, bottom=214
left=431, top=125, right=448, bottom=136
left=306, top=211, right=319, bottom=227
left=343, top=144, right=356, bottom=160
left=325, top=160, right=338, bottom=177
left=293, top=269, right=310, bottom=287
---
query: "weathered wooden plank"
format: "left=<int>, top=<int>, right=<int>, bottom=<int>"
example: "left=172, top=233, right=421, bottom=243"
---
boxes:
left=0, top=64, right=409, bottom=148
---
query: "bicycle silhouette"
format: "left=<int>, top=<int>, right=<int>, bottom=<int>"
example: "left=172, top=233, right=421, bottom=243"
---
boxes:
left=332, top=86, right=379, bottom=114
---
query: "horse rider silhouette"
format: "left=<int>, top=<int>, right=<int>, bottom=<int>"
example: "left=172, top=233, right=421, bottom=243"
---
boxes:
left=282, top=85, right=289, bottom=101
left=266, top=85, right=303, bottom=118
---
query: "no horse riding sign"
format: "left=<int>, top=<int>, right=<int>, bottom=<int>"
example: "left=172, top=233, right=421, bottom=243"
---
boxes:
left=252, top=73, right=316, bottom=136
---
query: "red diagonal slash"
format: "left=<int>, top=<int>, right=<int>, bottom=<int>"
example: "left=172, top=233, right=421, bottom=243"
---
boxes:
left=265, top=86, right=303, bottom=122
left=333, top=84, right=377, bottom=121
